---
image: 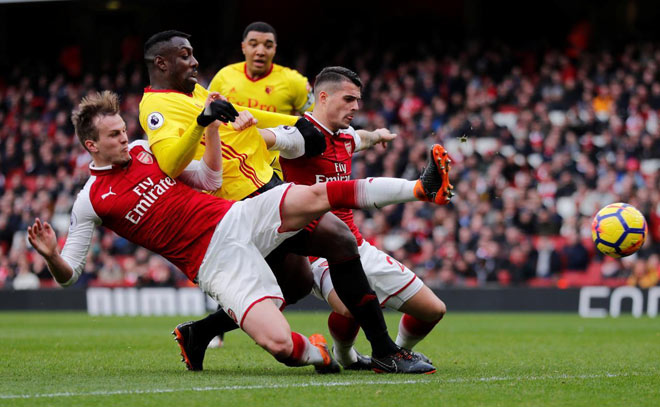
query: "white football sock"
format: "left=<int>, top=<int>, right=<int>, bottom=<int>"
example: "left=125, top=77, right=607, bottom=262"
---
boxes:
left=355, top=178, right=417, bottom=209
left=332, top=341, right=359, bottom=367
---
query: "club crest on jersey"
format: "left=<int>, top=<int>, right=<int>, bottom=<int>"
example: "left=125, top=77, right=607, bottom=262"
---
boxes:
left=136, top=151, right=153, bottom=165
left=147, top=112, right=164, bottom=130
left=265, top=86, right=273, bottom=94
left=344, top=141, right=353, bottom=155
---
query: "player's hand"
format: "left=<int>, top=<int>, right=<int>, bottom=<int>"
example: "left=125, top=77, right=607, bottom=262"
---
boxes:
left=295, top=117, right=326, bottom=157
left=205, top=92, right=226, bottom=105
left=197, top=99, right=239, bottom=127
left=375, top=128, right=397, bottom=147
left=231, top=111, right=258, bottom=131
left=27, top=218, right=58, bottom=258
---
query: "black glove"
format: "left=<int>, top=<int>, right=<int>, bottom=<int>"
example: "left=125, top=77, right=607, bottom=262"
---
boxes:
left=197, top=100, right=239, bottom=127
left=295, top=117, right=326, bottom=157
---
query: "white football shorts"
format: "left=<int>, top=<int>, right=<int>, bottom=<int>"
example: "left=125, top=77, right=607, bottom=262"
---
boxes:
left=311, top=240, right=423, bottom=310
left=196, top=184, right=300, bottom=327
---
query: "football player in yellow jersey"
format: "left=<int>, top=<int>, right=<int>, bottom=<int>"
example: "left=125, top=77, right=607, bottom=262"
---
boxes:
left=208, top=22, right=314, bottom=115
left=139, top=81, right=321, bottom=200
left=208, top=22, right=315, bottom=177
left=141, top=30, right=428, bottom=374
left=139, top=30, right=325, bottom=201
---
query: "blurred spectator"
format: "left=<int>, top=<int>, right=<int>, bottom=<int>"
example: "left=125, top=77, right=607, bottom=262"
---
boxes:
left=561, top=231, right=590, bottom=271
left=626, top=255, right=659, bottom=288
left=533, top=236, right=562, bottom=279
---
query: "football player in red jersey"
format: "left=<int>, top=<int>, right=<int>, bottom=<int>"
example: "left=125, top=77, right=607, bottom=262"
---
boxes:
left=27, top=91, right=451, bottom=374
left=280, top=67, right=450, bottom=370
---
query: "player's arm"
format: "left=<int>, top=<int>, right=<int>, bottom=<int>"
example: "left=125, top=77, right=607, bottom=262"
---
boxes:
left=355, top=128, right=397, bottom=152
left=234, top=105, right=298, bottom=128
left=27, top=218, right=75, bottom=285
left=178, top=120, right=224, bottom=191
left=27, top=193, right=100, bottom=287
left=150, top=123, right=206, bottom=178
left=260, top=117, right=326, bottom=159
left=151, top=94, right=239, bottom=178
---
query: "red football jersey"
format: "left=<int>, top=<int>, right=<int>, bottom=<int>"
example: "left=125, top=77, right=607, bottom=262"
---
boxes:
left=64, top=142, right=233, bottom=281
left=280, top=113, right=363, bottom=245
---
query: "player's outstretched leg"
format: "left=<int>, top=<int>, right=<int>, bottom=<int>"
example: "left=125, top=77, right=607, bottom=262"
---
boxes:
left=280, top=144, right=455, bottom=229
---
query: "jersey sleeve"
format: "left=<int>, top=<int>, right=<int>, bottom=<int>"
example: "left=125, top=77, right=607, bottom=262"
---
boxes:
left=178, top=159, right=223, bottom=191
left=140, top=95, right=189, bottom=147
left=139, top=96, right=206, bottom=178
left=59, top=182, right=102, bottom=287
left=287, top=68, right=315, bottom=113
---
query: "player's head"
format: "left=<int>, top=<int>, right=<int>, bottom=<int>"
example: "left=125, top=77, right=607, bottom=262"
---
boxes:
left=241, top=22, right=277, bottom=78
left=313, top=66, right=362, bottom=131
left=72, top=91, right=130, bottom=167
left=144, top=30, right=198, bottom=93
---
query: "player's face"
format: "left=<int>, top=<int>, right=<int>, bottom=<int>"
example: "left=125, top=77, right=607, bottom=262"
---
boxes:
left=90, top=114, right=130, bottom=167
left=165, top=37, right=199, bottom=93
left=241, top=31, right=276, bottom=77
left=323, top=81, right=361, bottom=131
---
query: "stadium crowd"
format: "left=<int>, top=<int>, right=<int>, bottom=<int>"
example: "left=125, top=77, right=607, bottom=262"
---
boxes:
left=1, top=39, right=659, bottom=290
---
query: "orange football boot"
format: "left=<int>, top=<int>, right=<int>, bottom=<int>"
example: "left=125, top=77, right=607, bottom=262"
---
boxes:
left=309, top=333, right=341, bottom=374
left=413, top=144, right=454, bottom=205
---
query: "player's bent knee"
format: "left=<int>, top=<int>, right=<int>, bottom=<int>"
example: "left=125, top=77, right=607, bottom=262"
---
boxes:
left=408, top=297, right=446, bottom=322
left=434, top=300, right=447, bottom=321
left=418, top=297, right=446, bottom=322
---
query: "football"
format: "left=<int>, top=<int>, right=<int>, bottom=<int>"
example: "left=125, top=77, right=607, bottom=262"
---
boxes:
left=591, top=203, right=648, bottom=258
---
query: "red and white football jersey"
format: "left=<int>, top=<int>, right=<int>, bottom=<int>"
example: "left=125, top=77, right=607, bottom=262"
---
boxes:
left=60, top=141, right=233, bottom=282
left=280, top=112, right=364, bottom=245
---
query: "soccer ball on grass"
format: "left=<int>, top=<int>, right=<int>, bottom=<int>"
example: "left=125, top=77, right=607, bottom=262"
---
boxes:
left=591, top=203, right=647, bottom=258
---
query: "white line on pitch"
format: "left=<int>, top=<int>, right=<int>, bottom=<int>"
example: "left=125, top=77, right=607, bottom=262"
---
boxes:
left=0, top=372, right=642, bottom=399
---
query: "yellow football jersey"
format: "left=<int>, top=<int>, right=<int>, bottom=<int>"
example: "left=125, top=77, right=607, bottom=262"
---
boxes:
left=139, top=84, right=295, bottom=200
left=208, top=62, right=314, bottom=175
left=208, top=62, right=314, bottom=115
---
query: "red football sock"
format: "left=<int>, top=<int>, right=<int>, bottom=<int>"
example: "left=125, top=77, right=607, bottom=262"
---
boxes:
left=276, top=332, right=325, bottom=367
left=328, top=311, right=360, bottom=344
left=326, top=180, right=359, bottom=209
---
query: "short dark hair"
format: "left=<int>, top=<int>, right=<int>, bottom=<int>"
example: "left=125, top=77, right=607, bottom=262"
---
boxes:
left=71, top=91, right=120, bottom=151
left=144, top=30, right=191, bottom=62
left=314, top=66, right=362, bottom=96
left=242, top=22, right=277, bottom=42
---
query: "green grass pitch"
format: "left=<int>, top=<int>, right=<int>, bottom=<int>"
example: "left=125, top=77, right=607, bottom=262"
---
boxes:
left=1, top=311, right=658, bottom=406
